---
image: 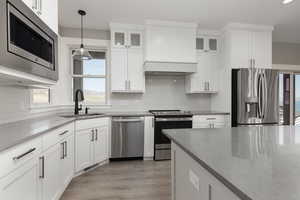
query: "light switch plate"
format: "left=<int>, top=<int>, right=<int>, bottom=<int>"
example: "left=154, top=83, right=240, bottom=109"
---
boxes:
left=189, top=169, right=200, bottom=191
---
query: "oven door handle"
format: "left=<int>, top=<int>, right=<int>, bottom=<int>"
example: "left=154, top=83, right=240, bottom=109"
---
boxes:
left=155, top=118, right=193, bottom=122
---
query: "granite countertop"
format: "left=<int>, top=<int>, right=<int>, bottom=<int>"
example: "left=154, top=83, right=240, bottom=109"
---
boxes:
left=0, top=116, right=75, bottom=153
left=164, top=126, right=300, bottom=200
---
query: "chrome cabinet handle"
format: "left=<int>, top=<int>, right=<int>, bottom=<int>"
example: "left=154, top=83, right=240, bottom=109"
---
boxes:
left=60, top=142, right=64, bottom=159
left=64, top=141, right=67, bottom=158
left=91, top=129, right=94, bottom=141
left=95, top=129, right=98, bottom=141
left=39, top=156, right=45, bottom=179
left=209, top=184, right=212, bottom=200
left=13, top=148, right=36, bottom=161
left=59, top=130, right=69, bottom=136
left=206, top=118, right=216, bottom=120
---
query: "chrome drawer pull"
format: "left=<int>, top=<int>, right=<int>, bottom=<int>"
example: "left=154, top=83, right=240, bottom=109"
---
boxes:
left=13, top=148, right=36, bottom=161
left=206, top=118, right=217, bottom=120
left=59, top=130, right=69, bottom=136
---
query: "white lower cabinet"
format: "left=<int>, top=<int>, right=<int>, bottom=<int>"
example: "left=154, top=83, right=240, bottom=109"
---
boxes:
left=75, top=118, right=109, bottom=172
left=93, top=126, right=109, bottom=164
left=172, top=143, right=239, bottom=200
left=40, top=144, right=61, bottom=200
left=193, top=115, right=227, bottom=128
left=144, top=116, right=154, bottom=159
left=0, top=157, right=41, bottom=200
left=60, top=134, right=74, bottom=190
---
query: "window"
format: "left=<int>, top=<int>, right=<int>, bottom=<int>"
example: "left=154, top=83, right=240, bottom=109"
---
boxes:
left=72, top=50, right=107, bottom=104
left=31, top=89, right=51, bottom=105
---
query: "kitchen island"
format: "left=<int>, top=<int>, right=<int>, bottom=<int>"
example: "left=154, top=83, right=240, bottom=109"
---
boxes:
left=164, top=126, right=300, bottom=200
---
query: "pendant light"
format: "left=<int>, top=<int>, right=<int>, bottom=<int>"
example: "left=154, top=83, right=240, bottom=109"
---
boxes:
left=73, top=10, right=92, bottom=60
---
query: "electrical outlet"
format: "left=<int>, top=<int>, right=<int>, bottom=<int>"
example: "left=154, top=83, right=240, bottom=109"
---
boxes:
left=189, top=169, right=200, bottom=191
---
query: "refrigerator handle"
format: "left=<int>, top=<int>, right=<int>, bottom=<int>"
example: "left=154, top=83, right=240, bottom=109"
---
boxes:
left=258, top=74, right=263, bottom=118
left=262, top=72, right=268, bottom=119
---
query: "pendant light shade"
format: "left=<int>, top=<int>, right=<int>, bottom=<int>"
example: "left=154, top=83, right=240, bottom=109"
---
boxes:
left=73, top=10, right=92, bottom=61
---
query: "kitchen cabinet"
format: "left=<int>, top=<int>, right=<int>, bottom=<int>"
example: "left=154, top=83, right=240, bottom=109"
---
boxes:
left=75, top=118, right=109, bottom=172
left=40, top=143, right=61, bottom=200
left=22, top=0, right=58, bottom=34
left=172, top=143, right=239, bottom=200
left=186, top=52, right=219, bottom=93
left=60, top=134, right=74, bottom=190
left=0, top=157, right=41, bottom=200
left=225, top=24, right=273, bottom=69
left=93, top=126, right=109, bottom=164
left=193, top=115, right=227, bottom=128
left=110, top=23, right=145, bottom=93
left=196, top=36, right=219, bottom=53
left=144, top=116, right=154, bottom=159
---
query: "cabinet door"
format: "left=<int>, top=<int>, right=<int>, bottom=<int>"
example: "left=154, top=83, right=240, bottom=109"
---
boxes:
left=0, top=158, right=41, bottom=200
left=127, top=49, right=145, bottom=92
left=75, top=129, right=93, bottom=172
left=144, top=117, right=154, bottom=158
left=111, top=30, right=127, bottom=48
left=61, top=135, right=74, bottom=190
left=93, top=127, right=108, bottom=164
left=111, top=49, right=128, bottom=92
left=208, top=38, right=218, bottom=53
left=230, top=30, right=251, bottom=68
left=213, top=123, right=226, bottom=128
left=252, top=31, right=272, bottom=68
left=196, top=37, right=205, bottom=52
left=39, top=0, right=58, bottom=34
left=193, top=123, right=211, bottom=128
left=42, top=144, right=61, bottom=200
left=128, top=31, right=142, bottom=49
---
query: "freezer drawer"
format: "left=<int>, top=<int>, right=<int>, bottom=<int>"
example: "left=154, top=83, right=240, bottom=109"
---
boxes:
left=111, top=117, right=144, bottom=159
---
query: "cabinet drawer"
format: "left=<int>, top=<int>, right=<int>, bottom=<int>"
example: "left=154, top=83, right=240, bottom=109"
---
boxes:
left=75, top=118, right=109, bottom=131
left=193, top=115, right=225, bottom=123
left=0, top=137, right=42, bottom=178
left=42, top=123, right=74, bottom=151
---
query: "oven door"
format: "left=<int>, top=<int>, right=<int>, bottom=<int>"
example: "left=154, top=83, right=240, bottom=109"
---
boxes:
left=154, top=118, right=192, bottom=160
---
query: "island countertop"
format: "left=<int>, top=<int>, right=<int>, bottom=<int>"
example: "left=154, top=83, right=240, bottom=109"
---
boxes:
left=164, top=126, right=300, bottom=200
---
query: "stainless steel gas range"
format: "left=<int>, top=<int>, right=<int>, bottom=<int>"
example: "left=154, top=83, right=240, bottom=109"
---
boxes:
left=149, top=110, right=193, bottom=160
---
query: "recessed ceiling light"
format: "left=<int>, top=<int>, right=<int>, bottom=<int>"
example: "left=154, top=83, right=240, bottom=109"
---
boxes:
left=282, top=0, right=294, bottom=4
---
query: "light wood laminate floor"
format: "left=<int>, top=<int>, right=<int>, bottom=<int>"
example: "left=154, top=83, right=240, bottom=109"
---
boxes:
left=60, top=160, right=171, bottom=200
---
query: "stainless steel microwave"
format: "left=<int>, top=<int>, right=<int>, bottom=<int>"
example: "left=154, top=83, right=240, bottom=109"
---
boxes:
left=0, top=0, right=58, bottom=81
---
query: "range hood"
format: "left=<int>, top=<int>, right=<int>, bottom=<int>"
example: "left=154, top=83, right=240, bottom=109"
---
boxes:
left=144, top=20, right=198, bottom=75
left=144, top=61, right=197, bottom=74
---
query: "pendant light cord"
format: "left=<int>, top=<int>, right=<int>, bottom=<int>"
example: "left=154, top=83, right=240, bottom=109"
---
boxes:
left=81, top=14, right=83, bottom=46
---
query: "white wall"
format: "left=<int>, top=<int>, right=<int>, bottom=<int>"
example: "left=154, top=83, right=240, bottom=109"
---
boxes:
left=0, top=36, right=211, bottom=124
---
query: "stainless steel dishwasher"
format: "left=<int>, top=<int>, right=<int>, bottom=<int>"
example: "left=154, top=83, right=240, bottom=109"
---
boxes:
left=111, top=117, right=144, bottom=160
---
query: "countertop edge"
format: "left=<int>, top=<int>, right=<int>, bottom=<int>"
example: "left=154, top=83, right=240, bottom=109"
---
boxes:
left=164, top=132, right=252, bottom=200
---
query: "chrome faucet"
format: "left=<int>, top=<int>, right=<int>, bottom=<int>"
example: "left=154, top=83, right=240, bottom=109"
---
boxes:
left=74, top=89, right=84, bottom=115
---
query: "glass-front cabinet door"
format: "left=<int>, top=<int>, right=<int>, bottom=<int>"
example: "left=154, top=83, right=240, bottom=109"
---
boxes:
left=129, top=31, right=142, bottom=48
left=112, top=30, right=126, bottom=48
left=196, top=36, right=218, bottom=53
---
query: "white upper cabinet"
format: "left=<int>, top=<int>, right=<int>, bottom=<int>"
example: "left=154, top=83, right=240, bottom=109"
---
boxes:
left=22, top=0, right=58, bottom=34
left=196, top=36, right=219, bottom=53
left=144, top=20, right=197, bottom=63
left=225, top=23, right=273, bottom=69
left=110, top=23, right=145, bottom=93
left=186, top=31, right=220, bottom=94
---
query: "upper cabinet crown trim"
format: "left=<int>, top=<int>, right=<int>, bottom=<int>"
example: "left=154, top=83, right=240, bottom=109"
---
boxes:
left=223, top=23, right=274, bottom=32
left=197, top=29, right=221, bottom=37
left=109, top=23, right=145, bottom=30
left=145, top=20, right=198, bottom=28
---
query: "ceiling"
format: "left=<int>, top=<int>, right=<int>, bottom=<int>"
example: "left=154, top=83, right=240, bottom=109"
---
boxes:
left=59, top=0, right=300, bottom=43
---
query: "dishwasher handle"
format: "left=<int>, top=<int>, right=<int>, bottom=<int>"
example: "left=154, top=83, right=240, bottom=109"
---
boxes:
left=112, top=118, right=144, bottom=123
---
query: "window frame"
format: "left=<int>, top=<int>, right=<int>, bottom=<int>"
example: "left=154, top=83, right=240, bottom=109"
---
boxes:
left=70, top=47, right=109, bottom=106
left=30, top=88, right=52, bottom=107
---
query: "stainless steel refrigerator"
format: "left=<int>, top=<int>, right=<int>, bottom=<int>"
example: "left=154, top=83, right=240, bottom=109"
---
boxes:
left=232, top=68, right=279, bottom=127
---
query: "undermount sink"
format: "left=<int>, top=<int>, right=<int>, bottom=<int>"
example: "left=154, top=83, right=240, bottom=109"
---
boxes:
left=60, top=113, right=105, bottom=118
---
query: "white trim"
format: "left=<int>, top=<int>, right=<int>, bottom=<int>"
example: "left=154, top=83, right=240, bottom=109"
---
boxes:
left=145, top=20, right=197, bottom=28
left=109, top=23, right=145, bottom=30
left=223, top=23, right=274, bottom=32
